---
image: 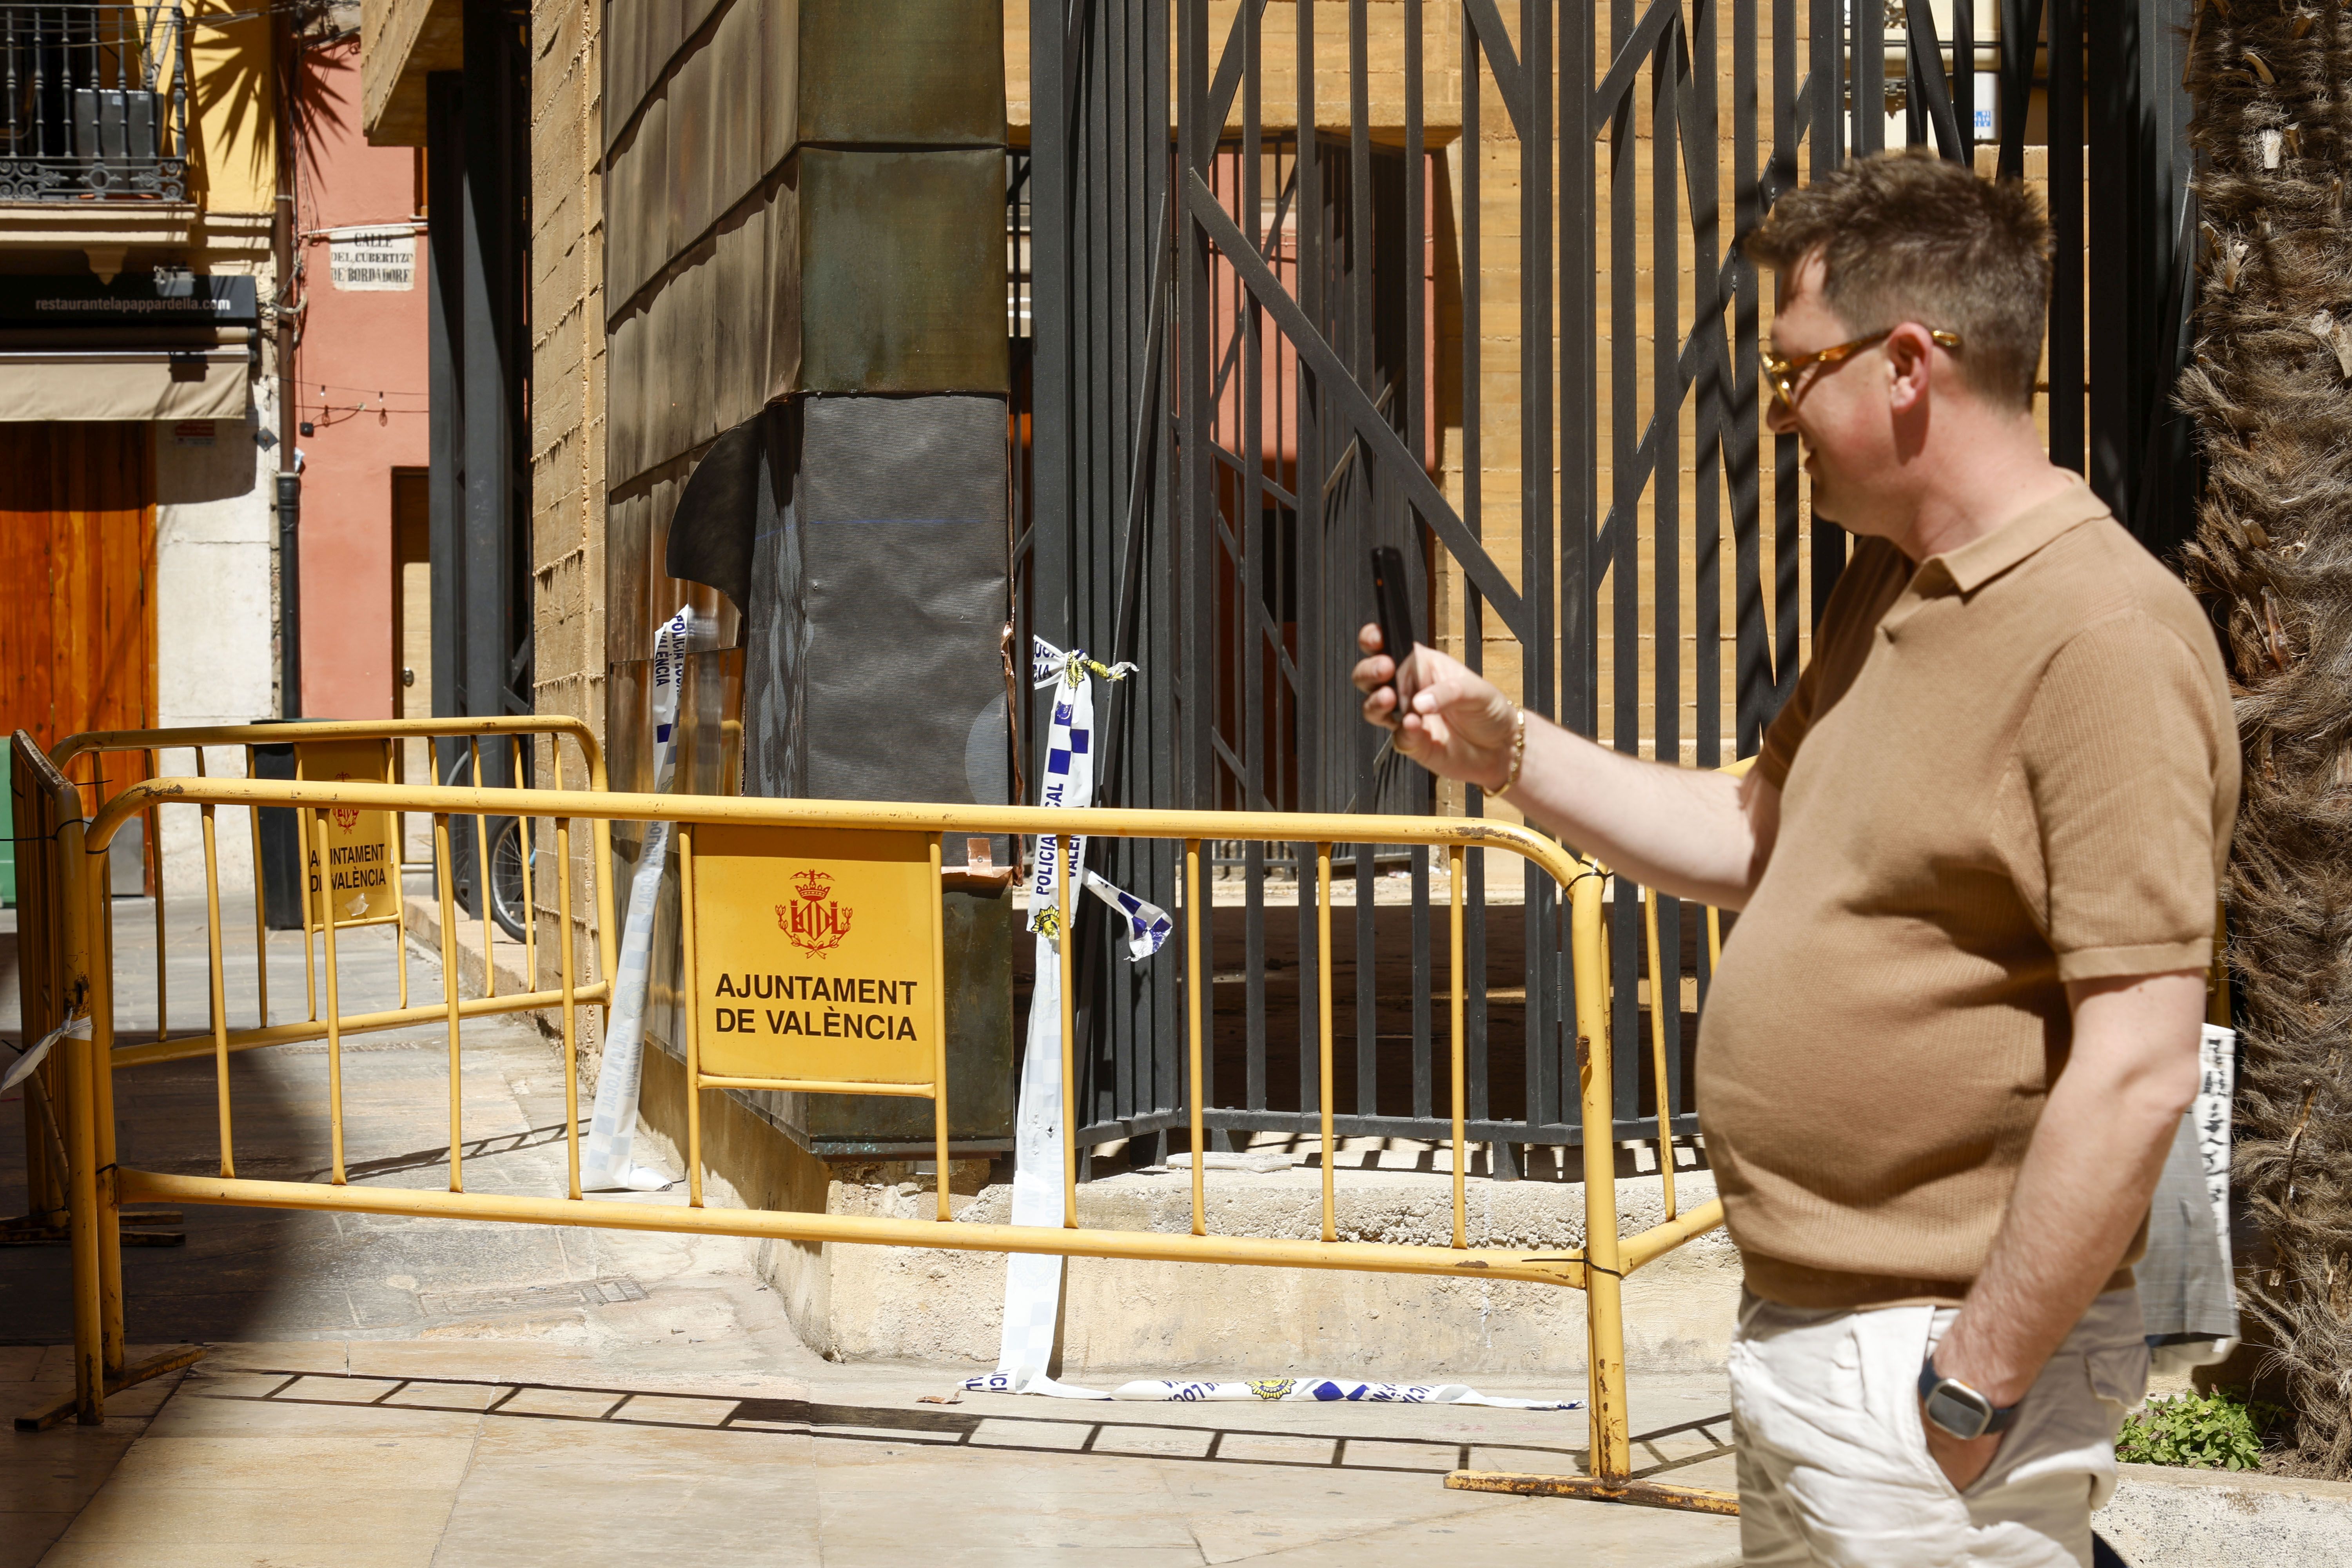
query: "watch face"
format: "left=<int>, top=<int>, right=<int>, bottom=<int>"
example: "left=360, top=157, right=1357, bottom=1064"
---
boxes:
left=1926, top=1384, right=1992, bottom=1441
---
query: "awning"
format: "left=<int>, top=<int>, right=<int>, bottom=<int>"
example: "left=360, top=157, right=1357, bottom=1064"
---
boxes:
left=0, top=347, right=251, bottom=422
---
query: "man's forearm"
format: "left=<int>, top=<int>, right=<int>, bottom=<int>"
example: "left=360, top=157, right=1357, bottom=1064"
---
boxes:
left=1932, top=973, right=2204, bottom=1407
left=1505, top=716, right=1763, bottom=908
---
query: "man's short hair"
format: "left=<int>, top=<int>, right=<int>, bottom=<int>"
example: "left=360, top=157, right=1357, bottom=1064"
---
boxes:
left=1744, top=151, right=2051, bottom=410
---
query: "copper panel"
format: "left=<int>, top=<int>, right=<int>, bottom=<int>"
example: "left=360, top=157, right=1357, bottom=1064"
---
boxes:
left=604, top=490, right=652, bottom=666
left=606, top=312, right=642, bottom=485
left=795, top=0, right=1004, bottom=149
left=664, top=70, right=692, bottom=276
left=760, top=0, right=800, bottom=173
left=793, top=147, right=1009, bottom=394
left=674, top=41, right=715, bottom=250
left=713, top=207, right=764, bottom=435
left=637, top=94, right=669, bottom=298
left=684, top=247, right=720, bottom=454
left=712, top=0, right=756, bottom=216
left=606, top=657, right=652, bottom=798
left=761, top=174, right=801, bottom=401
left=681, top=0, right=724, bottom=54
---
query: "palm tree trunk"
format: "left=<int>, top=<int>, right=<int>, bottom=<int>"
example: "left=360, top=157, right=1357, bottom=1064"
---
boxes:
left=2178, top=0, right=2352, bottom=1479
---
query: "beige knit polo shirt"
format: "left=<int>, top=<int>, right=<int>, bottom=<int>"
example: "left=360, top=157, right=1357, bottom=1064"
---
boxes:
left=1696, top=483, right=2238, bottom=1311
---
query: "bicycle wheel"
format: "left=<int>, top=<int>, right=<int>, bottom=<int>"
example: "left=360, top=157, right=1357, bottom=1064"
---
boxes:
left=488, top=816, right=530, bottom=942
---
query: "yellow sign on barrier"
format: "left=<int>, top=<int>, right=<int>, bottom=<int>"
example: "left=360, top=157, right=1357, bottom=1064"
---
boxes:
left=684, top=823, right=945, bottom=1087
left=297, top=739, right=401, bottom=924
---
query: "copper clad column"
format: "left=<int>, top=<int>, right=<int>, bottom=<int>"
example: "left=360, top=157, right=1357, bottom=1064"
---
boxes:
left=604, top=0, right=1013, bottom=1160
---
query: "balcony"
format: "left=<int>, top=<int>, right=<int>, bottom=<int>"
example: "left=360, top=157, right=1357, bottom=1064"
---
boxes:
left=1, top=3, right=189, bottom=202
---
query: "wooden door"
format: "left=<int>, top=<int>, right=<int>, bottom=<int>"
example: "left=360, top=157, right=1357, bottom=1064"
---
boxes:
left=0, top=422, right=158, bottom=749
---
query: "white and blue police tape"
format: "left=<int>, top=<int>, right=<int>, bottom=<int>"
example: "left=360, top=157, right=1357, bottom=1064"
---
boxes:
left=973, top=639, right=1144, bottom=1400
left=1083, top=869, right=1172, bottom=960
left=581, top=606, right=709, bottom=1192
left=1108, top=1378, right=1581, bottom=1410
left=1, top=1011, right=89, bottom=1094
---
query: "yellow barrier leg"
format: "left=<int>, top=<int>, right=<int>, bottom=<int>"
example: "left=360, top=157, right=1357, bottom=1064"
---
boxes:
left=929, top=834, right=950, bottom=1222
left=64, top=980, right=103, bottom=1425
left=1576, top=871, right=1630, bottom=1485
left=1449, top=844, right=1466, bottom=1250
left=201, top=802, right=234, bottom=1178
left=556, top=811, right=582, bottom=1201
left=1316, top=842, right=1336, bottom=1243
left=1185, top=838, right=1205, bottom=1238
left=1058, top=834, right=1076, bottom=1228
left=682, top=825, right=704, bottom=1209
left=92, top=959, right=123, bottom=1382
left=246, top=745, right=271, bottom=1029
left=314, top=809, right=348, bottom=1186
left=434, top=815, right=465, bottom=1193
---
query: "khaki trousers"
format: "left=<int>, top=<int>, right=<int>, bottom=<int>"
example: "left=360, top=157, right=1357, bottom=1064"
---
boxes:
left=1727, top=1288, right=2148, bottom=1566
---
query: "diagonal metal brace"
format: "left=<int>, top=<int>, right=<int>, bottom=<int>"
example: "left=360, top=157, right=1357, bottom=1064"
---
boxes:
left=1184, top=171, right=1532, bottom=643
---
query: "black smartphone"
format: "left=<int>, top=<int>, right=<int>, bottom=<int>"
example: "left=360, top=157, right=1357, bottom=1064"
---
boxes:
left=1369, top=546, right=1417, bottom=697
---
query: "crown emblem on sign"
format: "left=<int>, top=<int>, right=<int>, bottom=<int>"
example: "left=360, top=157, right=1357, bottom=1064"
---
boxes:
left=332, top=772, right=359, bottom=833
left=778, top=867, right=851, bottom=956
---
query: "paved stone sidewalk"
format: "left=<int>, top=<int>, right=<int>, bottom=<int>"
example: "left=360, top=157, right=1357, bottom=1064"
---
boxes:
left=2, top=899, right=1740, bottom=1566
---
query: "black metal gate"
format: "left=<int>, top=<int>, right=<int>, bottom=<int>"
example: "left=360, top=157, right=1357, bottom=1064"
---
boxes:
left=1020, top=0, right=2198, bottom=1177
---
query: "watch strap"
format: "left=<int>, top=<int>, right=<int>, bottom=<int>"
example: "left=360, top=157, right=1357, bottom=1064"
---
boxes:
left=1918, top=1356, right=2020, bottom=1436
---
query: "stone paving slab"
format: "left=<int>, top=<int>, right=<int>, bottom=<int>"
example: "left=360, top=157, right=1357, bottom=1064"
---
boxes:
left=0, top=895, right=1749, bottom=1565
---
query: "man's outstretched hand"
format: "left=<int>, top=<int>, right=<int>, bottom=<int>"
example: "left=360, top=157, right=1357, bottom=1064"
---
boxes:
left=1352, top=623, right=1521, bottom=792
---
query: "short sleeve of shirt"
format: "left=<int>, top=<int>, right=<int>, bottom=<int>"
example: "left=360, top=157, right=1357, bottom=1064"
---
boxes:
left=2019, top=611, right=2227, bottom=982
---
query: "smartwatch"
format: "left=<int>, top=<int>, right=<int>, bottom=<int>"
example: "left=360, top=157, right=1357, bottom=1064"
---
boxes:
left=1918, top=1356, right=2021, bottom=1441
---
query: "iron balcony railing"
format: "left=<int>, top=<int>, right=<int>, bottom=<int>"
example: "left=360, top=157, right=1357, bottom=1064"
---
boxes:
left=0, top=3, right=190, bottom=201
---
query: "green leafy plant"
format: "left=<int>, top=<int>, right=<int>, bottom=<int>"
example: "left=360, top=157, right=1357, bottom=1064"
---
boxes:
left=2115, top=1388, right=2283, bottom=1471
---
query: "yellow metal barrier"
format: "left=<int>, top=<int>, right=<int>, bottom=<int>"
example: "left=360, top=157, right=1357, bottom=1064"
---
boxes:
left=44, top=718, right=621, bottom=1071
left=23, top=767, right=1731, bottom=1512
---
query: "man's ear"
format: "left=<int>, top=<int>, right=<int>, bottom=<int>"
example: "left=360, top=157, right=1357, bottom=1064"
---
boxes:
left=1884, top=322, right=1937, bottom=412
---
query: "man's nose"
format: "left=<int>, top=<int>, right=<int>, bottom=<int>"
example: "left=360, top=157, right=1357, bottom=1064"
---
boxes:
left=1763, top=386, right=1797, bottom=436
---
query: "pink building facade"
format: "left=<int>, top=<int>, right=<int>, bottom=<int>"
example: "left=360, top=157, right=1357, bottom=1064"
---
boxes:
left=292, top=35, right=430, bottom=720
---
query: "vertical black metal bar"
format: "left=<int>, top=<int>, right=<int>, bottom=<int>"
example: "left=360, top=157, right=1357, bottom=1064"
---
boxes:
left=1773, top=0, right=1801, bottom=709
left=1405, top=0, right=1424, bottom=471
left=1504, top=0, right=1551, bottom=1175
left=1731, top=0, right=1768, bottom=753
left=1605, top=0, right=1642, bottom=1140
left=1561, top=0, right=1595, bottom=745
left=1854, top=0, right=1885, bottom=156
left=1348, top=0, right=1374, bottom=827
left=1295, top=0, right=1321, bottom=1120
left=2047, top=0, right=2083, bottom=473
left=1178, top=0, right=1215, bottom=1157
left=425, top=72, right=466, bottom=817
left=1954, top=0, right=1976, bottom=156
left=1689, top=4, right=1720, bottom=781
left=1460, top=4, right=1491, bottom=1137
left=1808, top=0, right=1846, bottom=622
left=2084, top=0, right=2128, bottom=509
left=1030, top=1, right=1072, bottom=807
left=1633, top=30, right=1681, bottom=1138
left=460, top=4, right=517, bottom=795
left=1403, top=0, right=1431, bottom=1136
left=1238, top=0, right=1266, bottom=1146
left=1996, top=0, right=2043, bottom=183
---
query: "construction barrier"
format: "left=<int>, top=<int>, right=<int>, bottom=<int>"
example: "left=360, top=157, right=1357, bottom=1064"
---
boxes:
left=11, top=740, right=1734, bottom=1513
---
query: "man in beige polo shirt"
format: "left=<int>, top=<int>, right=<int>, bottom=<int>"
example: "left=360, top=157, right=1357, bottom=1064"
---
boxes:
left=1356, top=151, right=2236, bottom=1564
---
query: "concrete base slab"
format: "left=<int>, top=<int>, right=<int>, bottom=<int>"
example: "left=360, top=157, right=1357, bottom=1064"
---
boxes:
left=2095, top=1463, right=2352, bottom=1566
left=628, top=1034, right=1748, bottom=1381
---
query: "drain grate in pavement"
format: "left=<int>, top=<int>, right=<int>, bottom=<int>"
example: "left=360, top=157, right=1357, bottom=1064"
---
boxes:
left=417, top=1276, right=647, bottom=1317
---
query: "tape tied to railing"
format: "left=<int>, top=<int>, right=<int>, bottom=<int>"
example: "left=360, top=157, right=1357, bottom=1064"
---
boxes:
left=2, top=1011, right=92, bottom=1094
left=581, top=605, right=714, bottom=1193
